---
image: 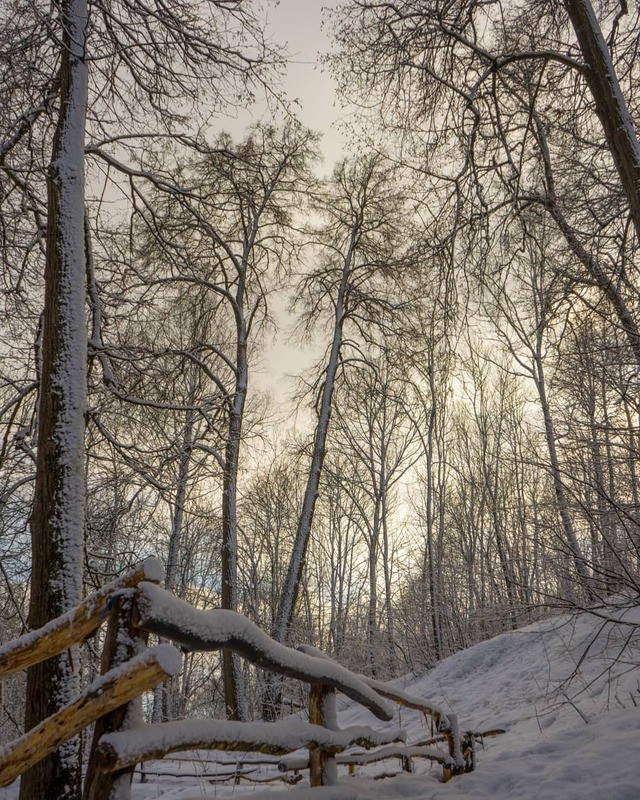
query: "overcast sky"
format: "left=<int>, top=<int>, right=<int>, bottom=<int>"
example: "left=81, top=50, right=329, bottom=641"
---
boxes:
left=268, top=0, right=346, bottom=165
left=219, top=1, right=346, bottom=167
left=242, top=1, right=346, bottom=409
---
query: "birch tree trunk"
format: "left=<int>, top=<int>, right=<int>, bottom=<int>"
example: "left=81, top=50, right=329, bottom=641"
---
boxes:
left=270, top=155, right=405, bottom=712
left=21, top=0, right=88, bottom=797
left=273, top=230, right=356, bottom=645
left=221, top=324, right=248, bottom=720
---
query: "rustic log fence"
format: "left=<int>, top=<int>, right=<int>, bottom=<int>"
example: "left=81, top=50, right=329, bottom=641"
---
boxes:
left=0, top=558, right=497, bottom=798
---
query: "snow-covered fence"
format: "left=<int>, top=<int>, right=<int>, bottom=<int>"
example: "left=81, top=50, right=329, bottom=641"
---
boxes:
left=295, top=643, right=471, bottom=781
left=0, top=644, right=181, bottom=789
left=113, top=581, right=406, bottom=789
left=0, top=560, right=482, bottom=798
left=0, top=557, right=163, bottom=683
left=0, top=557, right=171, bottom=794
left=133, top=582, right=395, bottom=718
left=277, top=729, right=505, bottom=781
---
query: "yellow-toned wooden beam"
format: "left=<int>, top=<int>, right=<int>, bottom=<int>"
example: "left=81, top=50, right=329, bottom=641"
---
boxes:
left=0, top=558, right=163, bottom=683
left=0, top=644, right=180, bottom=788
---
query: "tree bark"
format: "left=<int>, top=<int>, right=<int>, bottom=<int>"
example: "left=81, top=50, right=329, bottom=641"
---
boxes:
left=564, top=0, right=640, bottom=242
left=221, top=290, right=249, bottom=720
left=273, top=230, right=356, bottom=645
left=21, top=0, right=88, bottom=796
left=308, top=684, right=338, bottom=787
left=533, top=345, right=594, bottom=597
left=152, top=410, right=193, bottom=724
left=83, top=594, right=150, bottom=800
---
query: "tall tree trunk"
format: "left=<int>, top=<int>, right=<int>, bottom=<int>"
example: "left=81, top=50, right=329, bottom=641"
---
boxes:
left=273, top=230, right=356, bottom=644
left=21, top=0, right=88, bottom=797
left=165, top=414, right=194, bottom=594
left=564, top=0, right=640, bottom=241
left=367, top=499, right=380, bottom=676
left=380, top=491, right=398, bottom=675
left=264, top=229, right=356, bottom=722
left=152, top=410, right=194, bottom=724
left=535, top=114, right=640, bottom=366
left=221, top=320, right=248, bottom=720
left=533, top=347, right=594, bottom=597
left=422, top=399, right=443, bottom=662
left=483, top=410, right=518, bottom=630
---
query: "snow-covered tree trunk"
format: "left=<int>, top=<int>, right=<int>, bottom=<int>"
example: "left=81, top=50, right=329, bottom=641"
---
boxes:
left=418, top=349, right=446, bottom=664
left=273, top=231, right=356, bottom=645
left=221, top=320, right=249, bottom=721
left=21, top=0, right=88, bottom=797
left=151, top=409, right=194, bottom=724
left=533, top=343, right=593, bottom=598
left=477, top=388, right=519, bottom=630
left=165, top=415, right=194, bottom=595
left=534, top=113, right=640, bottom=368
left=367, top=496, right=381, bottom=676
left=564, top=0, right=640, bottom=241
left=381, top=489, right=398, bottom=674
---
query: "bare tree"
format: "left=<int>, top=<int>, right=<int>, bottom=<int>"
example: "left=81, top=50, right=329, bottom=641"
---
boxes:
left=329, top=0, right=640, bottom=365
left=329, top=357, right=421, bottom=675
left=563, top=0, right=640, bottom=239
left=0, top=0, right=281, bottom=795
left=113, top=123, right=317, bottom=718
left=273, top=154, right=411, bottom=647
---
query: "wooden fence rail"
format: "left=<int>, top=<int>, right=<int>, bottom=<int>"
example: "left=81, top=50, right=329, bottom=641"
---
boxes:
left=0, top=645, right=180, bottom=788
left=0, top=557, right=491, bottom=799
left=133, top=581, right=394, bottom=720
left=0, top=558, right=163, bottom=683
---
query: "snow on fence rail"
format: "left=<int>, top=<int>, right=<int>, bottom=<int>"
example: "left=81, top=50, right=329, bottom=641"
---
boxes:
left=0, top=557, right=486, bottom=799
left=0, top=556, right=163, bottom=682
left=96, top=719, right=406, bottom=772
left=0, top=645, right=181, bottom=788
left=134, top=581, right=394, bottom=720
left=295, top=642, right=466, bottom=776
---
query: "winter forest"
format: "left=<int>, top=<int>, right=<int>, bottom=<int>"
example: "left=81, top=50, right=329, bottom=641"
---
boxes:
left=1, top=0, right=640, bottom=798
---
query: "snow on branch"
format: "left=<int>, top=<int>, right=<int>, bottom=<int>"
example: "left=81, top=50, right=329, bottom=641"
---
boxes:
left=0, top=557, right=164, bottom=682
left=134, top=582, right=395, bottom=720
left=97, top=719, right=406, bottom=773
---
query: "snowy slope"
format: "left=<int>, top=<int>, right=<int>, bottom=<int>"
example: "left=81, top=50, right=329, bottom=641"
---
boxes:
left=334, top=604, right=640, bottom=800
left=2, top=604, right=639, bottom=800
left=130, top=604, right=640, bottom=800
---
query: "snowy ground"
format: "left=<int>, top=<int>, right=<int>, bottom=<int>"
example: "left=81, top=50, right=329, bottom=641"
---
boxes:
left=3, top=604, right=640, bottom=800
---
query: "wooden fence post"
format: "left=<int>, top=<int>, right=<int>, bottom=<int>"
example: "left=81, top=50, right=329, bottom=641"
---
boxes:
left=401, top=754, right=413, bottom=773
left=308, top=683, right=337, bottom=787
left=443, top=713, right=464, bottom=782
left=83, top=591, right=150, bottom=800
